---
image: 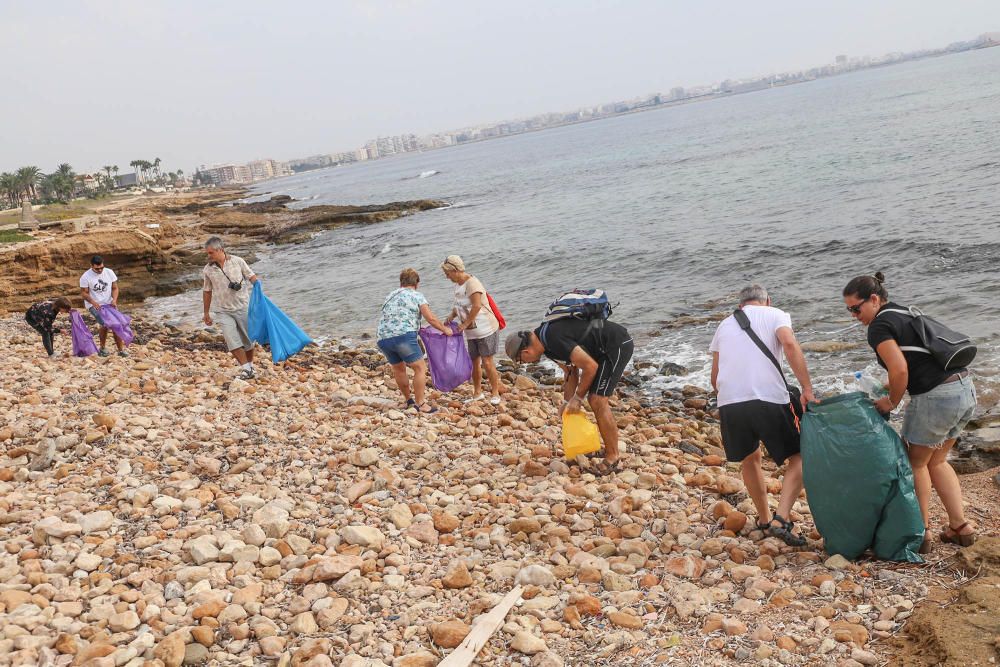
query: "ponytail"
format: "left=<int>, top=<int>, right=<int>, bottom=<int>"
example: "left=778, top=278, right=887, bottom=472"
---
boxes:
left=843, top=273, right=888, bottom=302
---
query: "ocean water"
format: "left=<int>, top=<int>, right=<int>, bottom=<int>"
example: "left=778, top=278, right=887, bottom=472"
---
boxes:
left=159, top=47, right=1000, bottom=405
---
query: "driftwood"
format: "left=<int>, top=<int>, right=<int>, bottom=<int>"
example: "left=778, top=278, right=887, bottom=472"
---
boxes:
left=438, top=585, right=524, bottom=667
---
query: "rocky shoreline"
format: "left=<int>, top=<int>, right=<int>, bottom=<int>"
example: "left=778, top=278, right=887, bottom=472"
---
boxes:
left=0, top=190, right=446, bottom=314
left=2, top=314, right=997, bottom=666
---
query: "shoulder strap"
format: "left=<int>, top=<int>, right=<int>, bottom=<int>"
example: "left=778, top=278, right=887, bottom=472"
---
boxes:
left=875, top=307, right=914, bottom=319
left=381, top=288, right=407, bottom=312
left=873, top=306, right=931, bottom=354
left=733, top=309, right=793, bottom=390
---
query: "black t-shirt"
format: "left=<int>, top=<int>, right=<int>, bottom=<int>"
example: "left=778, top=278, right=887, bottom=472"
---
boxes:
left=535, top=319, right=629, bottom=365
left=867, top=302, right=957, bottom=395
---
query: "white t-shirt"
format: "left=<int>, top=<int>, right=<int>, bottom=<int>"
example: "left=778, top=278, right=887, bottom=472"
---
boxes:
left=709, top=304, right=792, bottom=407
left=454, top=276, right=498, bottom=340
left=79, top=268, right=118, bottom=306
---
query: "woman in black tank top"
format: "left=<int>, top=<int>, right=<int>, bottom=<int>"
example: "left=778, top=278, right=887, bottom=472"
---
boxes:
left=843, top=273, right=977, bottom=552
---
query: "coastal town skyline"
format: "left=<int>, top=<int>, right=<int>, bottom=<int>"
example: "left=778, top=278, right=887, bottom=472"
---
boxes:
left=2, top=1, right=1000, bottom=175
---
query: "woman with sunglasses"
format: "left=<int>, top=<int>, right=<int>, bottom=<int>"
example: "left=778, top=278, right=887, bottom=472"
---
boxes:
left=843, top=272, right=977, bottom=552
left=441, top=254, right=505, bottom=405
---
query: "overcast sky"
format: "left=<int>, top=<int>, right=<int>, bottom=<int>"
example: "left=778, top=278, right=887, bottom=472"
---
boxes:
left=2, top=1, right=998, bottom=174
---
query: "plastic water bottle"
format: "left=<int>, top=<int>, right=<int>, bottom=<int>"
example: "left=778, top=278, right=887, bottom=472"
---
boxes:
left=854, top=371, right=888, bottom=399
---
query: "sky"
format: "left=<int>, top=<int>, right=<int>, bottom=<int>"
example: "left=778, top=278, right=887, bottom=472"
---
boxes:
left=2, top=0, right=999, bottom=175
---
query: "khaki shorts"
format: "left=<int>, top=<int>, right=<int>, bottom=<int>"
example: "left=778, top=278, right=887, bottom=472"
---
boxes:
left=216, top=309, right=253, bottom=352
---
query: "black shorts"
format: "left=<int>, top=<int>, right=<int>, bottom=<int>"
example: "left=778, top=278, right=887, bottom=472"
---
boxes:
left=718, top=399, right=800, bottom=466
left=591, top=334, right=634, bottom=397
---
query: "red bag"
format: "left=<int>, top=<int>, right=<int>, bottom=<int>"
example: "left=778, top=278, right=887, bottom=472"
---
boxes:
left=486, top=293, right=506, bottom=330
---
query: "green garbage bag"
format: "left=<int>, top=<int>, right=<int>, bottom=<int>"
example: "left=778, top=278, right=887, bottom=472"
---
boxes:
left=801, top=392, right=924, bottom=562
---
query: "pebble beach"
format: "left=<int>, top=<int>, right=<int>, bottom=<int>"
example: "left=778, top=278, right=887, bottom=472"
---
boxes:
left=2, top=314, right=998, bottom=667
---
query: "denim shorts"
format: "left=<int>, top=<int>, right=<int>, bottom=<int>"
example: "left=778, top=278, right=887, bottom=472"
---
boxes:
left=902, top=375, right=976, bottom=446
left=88, top=306, right=107, bottom=328
left=377, top=331, right=423, bottom=365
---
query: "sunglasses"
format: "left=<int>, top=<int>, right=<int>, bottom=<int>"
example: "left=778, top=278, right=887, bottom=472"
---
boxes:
left=846, top=298, right=867, bottom=315
left=515, top=331, right=532, bottom=361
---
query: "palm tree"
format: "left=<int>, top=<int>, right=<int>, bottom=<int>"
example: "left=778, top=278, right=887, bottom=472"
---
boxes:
left=129, top=160, right=140, bottom=184
left=0, top=172, right=20, bottom=208
left=16, top=166, right=41, bottom=201
left=153, top=157, right=162, bottom=183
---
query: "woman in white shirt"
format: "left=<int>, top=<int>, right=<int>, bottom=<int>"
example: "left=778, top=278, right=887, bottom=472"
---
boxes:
left=441, top=255, right=504, bottom=405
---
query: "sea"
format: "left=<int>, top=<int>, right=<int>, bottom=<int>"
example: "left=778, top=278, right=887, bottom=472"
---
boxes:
left=151, top=47, right=1000, bottom=407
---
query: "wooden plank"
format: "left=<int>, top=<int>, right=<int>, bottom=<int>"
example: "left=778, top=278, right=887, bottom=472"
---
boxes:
left=438, top=585, right=524, bottom=667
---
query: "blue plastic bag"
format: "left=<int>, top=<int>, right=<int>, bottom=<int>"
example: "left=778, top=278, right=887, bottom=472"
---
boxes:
left=98, top=305, right=135, bottom=346
left=801, top=392, right=924, bottom=562
left=70, top=311, right=98, bottom=357
left=247, top=282, right=313, bottom=362
left=419, top=323, right=472, bottom=392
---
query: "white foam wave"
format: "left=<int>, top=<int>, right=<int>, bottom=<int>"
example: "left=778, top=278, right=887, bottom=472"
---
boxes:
left=418, top=170, right=440, bottom=178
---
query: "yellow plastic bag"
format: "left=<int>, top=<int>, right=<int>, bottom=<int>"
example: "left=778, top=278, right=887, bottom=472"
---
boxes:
left=562, top=412, right=601, bottom=459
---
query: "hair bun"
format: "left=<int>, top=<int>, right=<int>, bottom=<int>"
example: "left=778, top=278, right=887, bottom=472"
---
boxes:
left=873, top=271, right=885, bottom=284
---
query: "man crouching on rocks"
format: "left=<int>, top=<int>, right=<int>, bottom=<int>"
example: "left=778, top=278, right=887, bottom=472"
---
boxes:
left=710, top=284, right=815, bottom=547
left=202, top=236, right=259, bottom=380
left=505, top=319, right=634, bottom=475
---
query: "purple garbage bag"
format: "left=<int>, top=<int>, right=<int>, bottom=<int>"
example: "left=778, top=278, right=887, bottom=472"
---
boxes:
left=419, top=323, right=472, bottom=392
left=99, top=305, right=135, bottom=346
left=70, top=311, right=98, bottom=357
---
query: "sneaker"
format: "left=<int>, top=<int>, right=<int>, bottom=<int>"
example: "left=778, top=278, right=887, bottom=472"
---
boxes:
left=97, top=349, right=110, bottom=357
left=238, top=368, right=256, bottom=380
left=463, top=393, right=485, bottom=404
left=489, top=396, right=502, bottom=406
left=117, top=350, right=129, bottom=358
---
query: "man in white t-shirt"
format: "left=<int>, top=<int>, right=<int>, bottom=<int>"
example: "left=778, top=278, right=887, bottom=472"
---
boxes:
left=709, top=284, right=815, bottom=547
left=79, top=255, right=126, bottom=357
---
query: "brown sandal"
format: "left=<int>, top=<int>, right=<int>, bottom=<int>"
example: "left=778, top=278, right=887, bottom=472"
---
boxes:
left=940, top=522, right=977, bottom=547
left=592, top=459, right=622, bottom=476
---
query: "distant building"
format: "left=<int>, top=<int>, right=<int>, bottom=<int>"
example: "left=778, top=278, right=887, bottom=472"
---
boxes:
left=116, top=173, right=139, bottom=188
left=248, top=160, right=275, bottom=181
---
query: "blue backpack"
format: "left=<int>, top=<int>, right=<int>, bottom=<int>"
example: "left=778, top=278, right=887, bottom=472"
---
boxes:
left=543, top=289, right=613, bottom=322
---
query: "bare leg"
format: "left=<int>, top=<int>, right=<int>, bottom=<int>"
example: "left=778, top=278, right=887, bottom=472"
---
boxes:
left=482, top=355, right=502, bottom=397
left=471, top=355, right=483, bottom=395
left=907, top=443, right=935, bottom=530
left=231, top=347, right=248, bottom=365
left=926, top=438, right=973, bottom=534
left=740, top=447, right=770, bottom=525
left=776, top=454, right=804, bottom=520
left=99, top=327, right=109, bottom=349
left=389, top=362, right=410, bottom=402
left=246, top=348, right=254, bottom=364
left=112, top=332, right=124, bottom=352
left=409, top=359, right=427, bottom=406
left=588, top=394, right=619, bottom=463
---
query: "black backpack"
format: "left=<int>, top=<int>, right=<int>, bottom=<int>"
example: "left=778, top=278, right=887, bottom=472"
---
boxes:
left=877, top=306, right=977, bottom=371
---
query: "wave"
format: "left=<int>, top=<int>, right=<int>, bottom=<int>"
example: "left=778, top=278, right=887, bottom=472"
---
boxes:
left=418, top=170, right=440, bottom=178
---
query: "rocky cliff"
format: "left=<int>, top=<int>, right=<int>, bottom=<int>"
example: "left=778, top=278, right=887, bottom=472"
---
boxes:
left=0, top=192, right=447, bottom=313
